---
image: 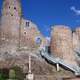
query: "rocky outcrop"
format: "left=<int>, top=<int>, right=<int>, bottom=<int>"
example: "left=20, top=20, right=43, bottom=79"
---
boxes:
left=50, top=25, right=77, bottom=66
left=0, top=51, right=74, bottom=77
left=64, top=78, right=80, bottom=80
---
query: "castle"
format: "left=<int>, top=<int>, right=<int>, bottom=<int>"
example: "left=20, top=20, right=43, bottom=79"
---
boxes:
left=0, top=0, right=47, bottom=51
left=0, top=0, right=80, bottom=80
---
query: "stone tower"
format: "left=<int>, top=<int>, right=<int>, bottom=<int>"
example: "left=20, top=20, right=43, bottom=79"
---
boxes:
left=75, top=27, right=80, bottom=50
left=0, top=0, right=21, bottom=45
left=50, top=25, right=77, bottom=66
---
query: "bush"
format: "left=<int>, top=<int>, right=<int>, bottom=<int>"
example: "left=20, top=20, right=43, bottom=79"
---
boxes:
left=9, top=69, right=16, bottom=79
left=0, top=74, right=6, bottom=80
left=11, top=66, right=25, bottom=80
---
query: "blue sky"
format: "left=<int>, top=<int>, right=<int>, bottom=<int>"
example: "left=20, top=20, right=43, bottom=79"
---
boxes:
left=0, top=0, right=80, bottom=37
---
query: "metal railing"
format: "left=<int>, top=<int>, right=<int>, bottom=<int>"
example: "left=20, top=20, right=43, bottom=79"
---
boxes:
left=40, top=47, right=80, bottom=76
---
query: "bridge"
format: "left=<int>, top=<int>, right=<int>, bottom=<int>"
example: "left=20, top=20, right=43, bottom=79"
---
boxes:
left=40, top=47, right=80, bottom=76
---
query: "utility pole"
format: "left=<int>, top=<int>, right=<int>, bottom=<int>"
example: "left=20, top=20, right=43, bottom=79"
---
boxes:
left=56, top=58, right=60, bottom=72
left=26, top=55, right=34, bottom=80
left=56, top=63, right=60, bottom=72
left=29, top=55, right=31, bottom=73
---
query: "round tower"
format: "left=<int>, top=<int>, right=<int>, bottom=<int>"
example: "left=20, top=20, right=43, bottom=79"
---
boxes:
left=0, top=0, right=21, bottom=44
left=50, top=25, right=77, bottom=66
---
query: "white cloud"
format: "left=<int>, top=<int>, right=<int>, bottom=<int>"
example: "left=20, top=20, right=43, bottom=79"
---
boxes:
left=70, top=6, right=80, bottom=16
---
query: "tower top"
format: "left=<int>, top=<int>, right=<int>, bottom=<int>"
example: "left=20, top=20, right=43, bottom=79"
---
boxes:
left=2, top=0, right=21, bottom=16
left=29, top=55, right=31, bottom=73
left=0, top=0, right=22, bottom=42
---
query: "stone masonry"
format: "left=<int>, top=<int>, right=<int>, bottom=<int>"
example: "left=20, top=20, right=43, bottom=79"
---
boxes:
left=50, top=25, right=77, bottom=66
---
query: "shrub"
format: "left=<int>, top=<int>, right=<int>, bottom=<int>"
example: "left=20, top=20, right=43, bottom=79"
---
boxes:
left=11, top=66, right=25, bottom=80
left=9, top=69, right=16, bottom=79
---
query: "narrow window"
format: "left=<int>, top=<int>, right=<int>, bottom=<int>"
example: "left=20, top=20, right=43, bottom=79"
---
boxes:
left=11, top=14, right=13, bottom=16
left=24, top=31, right=27, bottom=35
left=26, top=22, right=29, bottom=27
left=35, top=37, right=42, bottom=44
left=14, top=7, right=16, bottom=10
left=9, top=6, right=10, bottom=9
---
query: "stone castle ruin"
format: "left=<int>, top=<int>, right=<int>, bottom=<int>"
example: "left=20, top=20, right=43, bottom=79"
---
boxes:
left=0, top=0, right=80, bottom=80
left=51, top=26, right=77, bottom=66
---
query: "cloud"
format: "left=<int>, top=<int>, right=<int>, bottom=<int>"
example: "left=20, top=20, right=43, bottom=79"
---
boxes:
left=70, top=6, right=80, bottom=16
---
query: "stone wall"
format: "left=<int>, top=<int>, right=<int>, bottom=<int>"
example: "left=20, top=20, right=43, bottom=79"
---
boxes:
left=0, top=0, right=47, bottom=52
left=64, top=78, right=80, bottom=80
left=20, top=19, right=47, bottom=51
left=73, top=32, right=79, bottom=52
left=0, top=0, right=21, bottom=45
left=76, top=27, right=80, bottom=40
left=50, top=25, right=77, bottom=66
left=74, top=27, right=80, bottom=51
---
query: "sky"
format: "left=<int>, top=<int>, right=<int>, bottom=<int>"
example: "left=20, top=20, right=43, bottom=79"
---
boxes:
left=0, top=0, right=80, bottom=37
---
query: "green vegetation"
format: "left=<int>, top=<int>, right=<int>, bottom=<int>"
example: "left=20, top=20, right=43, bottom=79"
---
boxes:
left=0, top=68, right=9, bottom=80
left=11, top=66, right=25, bottom=80
left=9, top=69, right=16, bottom=79
left=0, top=74, right=6, bottom=80
left=0, top=66, right=25, bottom=80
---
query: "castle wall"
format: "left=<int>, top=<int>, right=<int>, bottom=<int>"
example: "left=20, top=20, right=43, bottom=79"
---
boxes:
left=73, top=32, right=79, bottom=52
left=0, top=0, right=79, bottom=78
left=0, top=0, right=47, bottom=52
left=76, top=27, right=80, bottom=40
left=50, top=25, right=77, bottom=66
left=75, top=27, right=80, bottom=51
left=19, top=19, right=47, bottom=51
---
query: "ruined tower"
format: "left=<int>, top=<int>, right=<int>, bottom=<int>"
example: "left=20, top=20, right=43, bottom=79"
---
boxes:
left=50, top=25, right=77, bottom=66
left=0, top=0, right=21, bottom=45
left=75, top=27, right=80, bottom=50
